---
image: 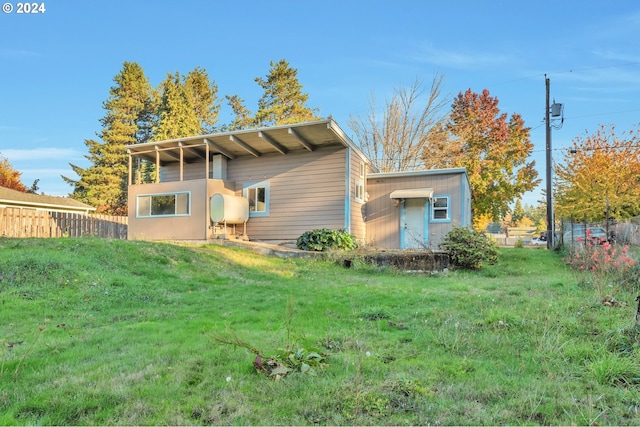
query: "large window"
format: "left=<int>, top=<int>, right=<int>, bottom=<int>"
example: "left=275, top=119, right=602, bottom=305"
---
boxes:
left=431, top=196, right=450, bottom=221
left=137, top=192, right=190, bottom=217
left=243, top=182, right=270, bottom=217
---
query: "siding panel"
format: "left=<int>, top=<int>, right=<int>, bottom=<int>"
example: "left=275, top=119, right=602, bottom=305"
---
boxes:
left=227, top=147, right=346, bottom=240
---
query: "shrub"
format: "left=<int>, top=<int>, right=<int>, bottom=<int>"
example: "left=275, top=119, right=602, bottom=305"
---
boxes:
left=439, top=226, right=498, bottom=269
left=296, top=228, right=358, bottom=252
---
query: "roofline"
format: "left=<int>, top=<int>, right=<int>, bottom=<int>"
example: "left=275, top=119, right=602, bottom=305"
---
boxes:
left=0, top=199, right=96, bottom=213
left=368, top=167, right=468, bottom=179
left=127, top=118, right=336, bottom=149
left=125, top=118, right=373, bottom=165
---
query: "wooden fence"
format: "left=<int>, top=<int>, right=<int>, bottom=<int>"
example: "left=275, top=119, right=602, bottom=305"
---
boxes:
left=0, top=207, right=128, bottom=239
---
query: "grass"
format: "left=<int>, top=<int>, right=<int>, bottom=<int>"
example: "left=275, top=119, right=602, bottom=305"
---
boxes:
left=1, top=238, right=640, bottom=425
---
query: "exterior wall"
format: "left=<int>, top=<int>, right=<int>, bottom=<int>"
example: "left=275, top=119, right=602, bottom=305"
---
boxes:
left=226, top=146, right=347, bottom=241
left=128, top=179, right=234, bottom=240
left=365, top=171, right=471, bottom=249
left=348, top=150, right=368, bottom=243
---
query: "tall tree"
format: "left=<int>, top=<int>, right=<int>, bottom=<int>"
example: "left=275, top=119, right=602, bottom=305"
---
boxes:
left=555, top=124, right=640, bottom=222
left=430, top=89, right=540, bottom=226
left=154, top=68, right=219, bottom=139
left=64, top=61, right=153, bottom=214
left=349, top=75, right=449, bottom=172
left=225, top=59, right=320, bottom=130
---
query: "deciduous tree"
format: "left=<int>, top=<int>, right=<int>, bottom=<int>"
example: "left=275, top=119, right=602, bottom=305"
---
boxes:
left=555, top=124, right=640, bottom=222
left=432, top=89, right=540, bottom=226
left=349, top=75, right=448, bottom=172
left=0, top=154, right=28, bottom=192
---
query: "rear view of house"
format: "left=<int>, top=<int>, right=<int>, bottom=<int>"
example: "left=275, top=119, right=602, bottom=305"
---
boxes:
left=126, top=119, right=471, bottom=249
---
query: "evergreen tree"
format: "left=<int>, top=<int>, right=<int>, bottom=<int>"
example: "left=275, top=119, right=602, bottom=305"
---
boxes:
left=64, top=61, right=153, bottom=214
left=225, top=59, right=320, bottom=129
left=154, top=68, right=219, bottom=140
left=254, top=59, right=320, bottom=126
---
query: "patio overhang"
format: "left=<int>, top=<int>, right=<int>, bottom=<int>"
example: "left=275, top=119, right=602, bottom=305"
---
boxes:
left=126, top=119, right=369, bottom=165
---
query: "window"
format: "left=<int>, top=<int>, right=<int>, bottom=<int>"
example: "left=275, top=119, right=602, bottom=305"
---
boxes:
left=137, top=192, right=190, bottom=217
left=359, top=162, right=365, bottom=178
left=243, top=182, right=270, bottom=217
left=431, top=196, right=450, bottom=221
left=354, top=179, right=365, bottom=203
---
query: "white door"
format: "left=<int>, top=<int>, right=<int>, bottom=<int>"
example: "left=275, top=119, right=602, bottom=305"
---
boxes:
left=403, top=198, right=426, bottom=249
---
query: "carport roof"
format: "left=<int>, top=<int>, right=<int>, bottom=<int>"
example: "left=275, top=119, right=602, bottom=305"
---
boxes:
left=126, top=119, right=369, bottom=165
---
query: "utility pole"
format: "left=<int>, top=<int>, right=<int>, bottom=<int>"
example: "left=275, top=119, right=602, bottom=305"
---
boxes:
left=545, top=76, right=554, bottom=249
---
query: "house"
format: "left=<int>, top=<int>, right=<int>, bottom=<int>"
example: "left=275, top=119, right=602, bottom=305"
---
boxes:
left=0, top=186, right=96, bottom=214
left=125, top=119, right=471, bottom=249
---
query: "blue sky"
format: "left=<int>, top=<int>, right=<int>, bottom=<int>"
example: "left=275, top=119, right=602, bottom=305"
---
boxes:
left=1, top=0, right=639, bottom=207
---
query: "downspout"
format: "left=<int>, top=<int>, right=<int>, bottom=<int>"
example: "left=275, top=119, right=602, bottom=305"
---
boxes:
left=344, top=147, right=351, bottom=233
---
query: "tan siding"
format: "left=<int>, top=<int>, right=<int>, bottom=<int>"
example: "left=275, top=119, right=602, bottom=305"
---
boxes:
left=128, top=180, right=208, bottom=240
left=349, top=152, right=367, bottom=242
left=365, top=172, right=468, bottom=249
left=227, top=147, right=347, bottom=240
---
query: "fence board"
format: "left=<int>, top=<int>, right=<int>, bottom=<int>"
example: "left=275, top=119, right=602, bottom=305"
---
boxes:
left=0, top=208, right=127, bottom=239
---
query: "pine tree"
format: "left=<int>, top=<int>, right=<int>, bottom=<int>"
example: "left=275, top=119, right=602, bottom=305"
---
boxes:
left=154, top=68, right=219, bottom=140
left=64, top=61, right=153, bottom=214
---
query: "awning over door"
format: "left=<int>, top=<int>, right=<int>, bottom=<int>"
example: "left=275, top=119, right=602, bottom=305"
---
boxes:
left=389, top=188, right=434, bottom=199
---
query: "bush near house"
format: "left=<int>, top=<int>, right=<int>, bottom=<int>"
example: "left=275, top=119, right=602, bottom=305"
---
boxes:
left=296, top=228, right=358, bottom=251
left=439, top=226, right=499, bottom=269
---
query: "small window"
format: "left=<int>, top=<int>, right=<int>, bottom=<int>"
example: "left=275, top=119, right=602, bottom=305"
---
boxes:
left=243, top=182, right=270, bottom=217
left=136, top=192, right=190, bottom=218
left=359, top=162, right=365, bottom=178
left=355, top=179, right=365, bottom=203
left=431, top=196, right=450, bottom=221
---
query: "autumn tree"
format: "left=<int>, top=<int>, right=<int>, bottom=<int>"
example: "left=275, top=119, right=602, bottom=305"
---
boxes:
left=0, top=154, right=28, bottom=192
left=349, top=75, right=449, bottom=172
left=428, top=89, right=540, bottom=226
left=555, top=124, right=640, bottom=222
left=64, top=61, right=154, bottom=214
left=226, top=59, right=320, bottom=129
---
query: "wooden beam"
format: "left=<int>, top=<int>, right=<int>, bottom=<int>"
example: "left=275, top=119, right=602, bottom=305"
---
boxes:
left=258, top=131, right=288, bottom=155
left=288, top=127, right=314, bottom=151
left=229, top=135, right=261, bottom=157
left=204, top=138, right=236, bottom=159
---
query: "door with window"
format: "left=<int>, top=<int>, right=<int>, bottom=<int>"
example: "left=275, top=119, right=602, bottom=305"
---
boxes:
left=402, top=198, right=427, bottom=249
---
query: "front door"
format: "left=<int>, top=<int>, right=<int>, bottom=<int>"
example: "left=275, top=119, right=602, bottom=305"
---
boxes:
left=402, top=198, right=427, bottom=249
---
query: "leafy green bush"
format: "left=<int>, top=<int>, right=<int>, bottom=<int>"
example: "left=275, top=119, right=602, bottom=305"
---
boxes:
left=439, top=226, right=498, bottom=269
left=296, top=228, right=358, bottom=251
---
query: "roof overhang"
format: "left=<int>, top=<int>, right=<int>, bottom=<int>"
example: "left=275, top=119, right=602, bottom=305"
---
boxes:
left=390, top=188, right=434, bottom=199
left=126, top=119, right=370, bottom=165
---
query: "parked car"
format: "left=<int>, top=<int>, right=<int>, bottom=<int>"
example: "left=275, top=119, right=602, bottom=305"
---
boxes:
left=563, top=226, right=607, bottom=246
left=530, top=231, right=547, bottom=246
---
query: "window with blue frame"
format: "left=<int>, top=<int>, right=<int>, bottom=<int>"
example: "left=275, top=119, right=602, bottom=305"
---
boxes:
left=136, top=192, right=190, bottom=218
left=431, top=196, right=450, bottom=221
left=243, top=182, right=270, bottom=217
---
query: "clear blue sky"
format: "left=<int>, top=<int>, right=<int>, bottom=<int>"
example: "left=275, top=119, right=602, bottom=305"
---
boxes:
left=1, top=0, right=639, bottom=207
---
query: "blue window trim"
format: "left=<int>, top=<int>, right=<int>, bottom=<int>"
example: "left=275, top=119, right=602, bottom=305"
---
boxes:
left=136, top=191, right=191, bottom=218
left=243, top=181, right=270, bottom=217
left=430, top=195, right=451, bottom=223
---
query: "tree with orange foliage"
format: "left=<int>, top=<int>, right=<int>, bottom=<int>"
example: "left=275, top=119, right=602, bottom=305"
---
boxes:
left=555, top=124, right=640, bottom=222
left=425, top=89, right=540, bottom=226
left=0, top=154, right=28, bottom=192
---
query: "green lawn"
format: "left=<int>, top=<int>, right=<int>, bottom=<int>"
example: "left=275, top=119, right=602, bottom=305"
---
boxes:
left=1, top=238, right=640, bottom=425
